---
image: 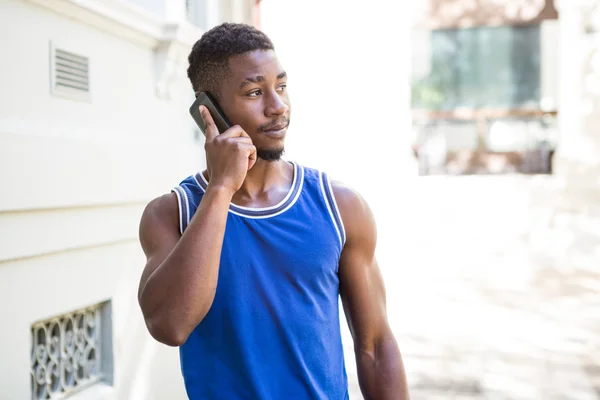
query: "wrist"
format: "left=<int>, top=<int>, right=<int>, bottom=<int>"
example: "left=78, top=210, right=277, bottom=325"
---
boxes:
left=204, top=183, right=236, bottom=200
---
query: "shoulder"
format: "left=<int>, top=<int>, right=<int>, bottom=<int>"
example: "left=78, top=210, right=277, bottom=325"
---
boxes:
left=297, top=162, right=373, bottom=225
left=329, top=180, right=368, bottom=212
left=295, top=163, right=376, bottom=237
left=139, top=192, right=180, bottom=253
left=329, top=179, right=377, bottom=246
left=141, top=192, right=179, bottom=224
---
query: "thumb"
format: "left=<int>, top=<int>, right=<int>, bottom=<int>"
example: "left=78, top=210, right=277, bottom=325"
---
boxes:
left=199, top=106, right=219, bottom=140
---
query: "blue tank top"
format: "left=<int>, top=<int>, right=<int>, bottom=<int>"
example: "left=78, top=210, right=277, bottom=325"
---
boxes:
left=171, top=162, right=349, bottom=400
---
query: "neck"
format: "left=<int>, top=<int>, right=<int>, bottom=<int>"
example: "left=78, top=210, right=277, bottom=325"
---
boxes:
left=241, top=157, right=287, bottom=189
left=213, top=158, right=294, bottom=208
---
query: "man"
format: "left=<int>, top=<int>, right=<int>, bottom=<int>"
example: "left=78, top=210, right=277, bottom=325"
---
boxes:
left=137, top=23, right=409, bottom=399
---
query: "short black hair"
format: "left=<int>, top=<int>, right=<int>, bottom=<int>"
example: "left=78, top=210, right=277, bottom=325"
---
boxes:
left=187, top=23, right=275, bottom=97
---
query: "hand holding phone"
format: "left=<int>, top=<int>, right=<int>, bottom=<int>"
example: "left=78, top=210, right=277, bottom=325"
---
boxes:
left=199, top=105, right=256, bottom=193
left=189, top=92, right=231, bottom=135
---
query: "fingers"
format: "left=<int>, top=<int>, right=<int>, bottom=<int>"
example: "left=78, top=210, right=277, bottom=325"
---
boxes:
left=220, top=138, right=255, bottom=159
left=200, top=106, right=250, bottom=141
left=247, top=145, right=257, bottom=171
left=240, top=143, right=257, bottom=171
left=223, top=137, right=253, bottom=146
left=199, top=106, right=219, bottom=140
left=219, top=125, right=251, bottom=139
left=237, top=143, right=256, bottom=157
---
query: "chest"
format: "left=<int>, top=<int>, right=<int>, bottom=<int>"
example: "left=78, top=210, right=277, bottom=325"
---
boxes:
left=216, top=212, right=341, bottom=297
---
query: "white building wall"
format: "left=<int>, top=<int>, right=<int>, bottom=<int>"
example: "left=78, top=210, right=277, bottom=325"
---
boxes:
left=0, top=0, right=254, bottom=399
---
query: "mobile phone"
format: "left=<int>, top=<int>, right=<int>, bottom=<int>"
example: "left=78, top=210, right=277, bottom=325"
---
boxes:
left=189, top=92, right=231, bottom=135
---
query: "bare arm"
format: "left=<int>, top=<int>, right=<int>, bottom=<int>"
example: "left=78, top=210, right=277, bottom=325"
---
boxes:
left=137, top=106, right=256, bottom=346
left=137, top=186, right=232, bottom=346
left=333, top=182, right=410, bottom=399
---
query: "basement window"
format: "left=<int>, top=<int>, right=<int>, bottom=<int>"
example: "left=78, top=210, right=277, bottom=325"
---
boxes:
left=30, top=302, right=112, bottom=400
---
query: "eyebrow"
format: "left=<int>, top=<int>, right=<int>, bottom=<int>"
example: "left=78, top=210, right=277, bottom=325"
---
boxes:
left=239, top=71, right=287, bottom=89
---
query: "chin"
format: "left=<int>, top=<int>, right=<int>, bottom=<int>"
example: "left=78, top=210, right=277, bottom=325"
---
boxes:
left=257, top=147, right=285, bottom=161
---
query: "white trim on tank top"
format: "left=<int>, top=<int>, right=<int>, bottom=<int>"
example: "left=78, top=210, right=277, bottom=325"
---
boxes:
left=324, top=173, right=346, bottom=247
left=172, top=187, right=184, bottom=235
left=171, top=185, right=191, bottom=235
left=318, top=171, right=344, bottom=249
left=194, top=161, right=305, bottom=219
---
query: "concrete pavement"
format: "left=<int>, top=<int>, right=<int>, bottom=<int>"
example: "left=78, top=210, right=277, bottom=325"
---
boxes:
left=342, top=175, right=600, bottom=399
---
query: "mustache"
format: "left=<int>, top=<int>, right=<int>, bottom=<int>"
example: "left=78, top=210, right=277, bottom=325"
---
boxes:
left=260, top=117, right=290, bottom=131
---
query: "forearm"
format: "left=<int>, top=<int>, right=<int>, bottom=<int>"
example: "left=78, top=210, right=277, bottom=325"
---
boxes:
left=356, top=336, right=410, bottom=400
left=140, top=185, right=232, bottom=343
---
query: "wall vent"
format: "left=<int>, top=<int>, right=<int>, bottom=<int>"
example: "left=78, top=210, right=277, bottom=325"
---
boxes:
left=50, top=43, right=90, bottom=101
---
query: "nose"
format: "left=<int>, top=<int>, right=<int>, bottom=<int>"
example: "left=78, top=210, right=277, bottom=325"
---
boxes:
left=265, top=90, right=289, bottom=117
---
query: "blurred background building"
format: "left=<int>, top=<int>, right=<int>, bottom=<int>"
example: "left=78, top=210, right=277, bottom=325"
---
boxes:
left=1, top=0, right=600, bottom=399
left=411, top=0, right=559, bottom=175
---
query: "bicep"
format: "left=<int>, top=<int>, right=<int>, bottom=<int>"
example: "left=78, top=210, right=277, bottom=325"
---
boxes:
left=137, top=193, right=181, bottom=302
left=339, top=252, right=389, bottom=348
left=335, top=186, right=391, bottom=350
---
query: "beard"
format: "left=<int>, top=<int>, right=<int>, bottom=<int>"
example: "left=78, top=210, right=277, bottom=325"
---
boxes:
left=257, top=147, right=285, bottom=162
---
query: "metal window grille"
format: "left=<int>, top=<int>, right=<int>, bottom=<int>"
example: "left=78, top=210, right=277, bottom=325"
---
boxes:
left=30, top=304, right=105, bottom=400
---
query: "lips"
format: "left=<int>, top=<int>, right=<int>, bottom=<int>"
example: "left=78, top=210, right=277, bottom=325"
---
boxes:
left=264, top=125, right=286, bottom=132
left=262, top=118, right=289, bottom=133
left=263, top=123, right=288, bottom=132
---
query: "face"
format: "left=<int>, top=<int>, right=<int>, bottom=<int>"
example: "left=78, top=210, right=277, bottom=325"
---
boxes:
left=217, top=50, right=291, bottom=161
